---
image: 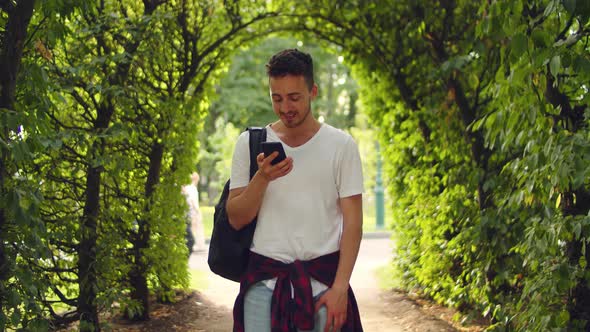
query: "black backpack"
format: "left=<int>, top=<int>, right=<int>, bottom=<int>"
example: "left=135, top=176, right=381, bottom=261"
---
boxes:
left=207, top=127, right=266, bottom=282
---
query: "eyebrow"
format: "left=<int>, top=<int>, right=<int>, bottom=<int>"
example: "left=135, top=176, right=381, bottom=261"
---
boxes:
left=272, top=92, right=302, bottom=98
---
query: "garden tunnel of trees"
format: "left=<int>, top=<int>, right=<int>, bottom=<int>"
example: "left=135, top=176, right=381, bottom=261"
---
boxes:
left=1, top=0, right=589, bottom=331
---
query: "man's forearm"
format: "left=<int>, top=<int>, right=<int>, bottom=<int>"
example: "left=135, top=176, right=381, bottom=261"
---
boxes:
left=332, top=221, right=362, bottom=291
left=226, top=170, right=270, bottom=230
left=332, top=195, right=363, bottom=291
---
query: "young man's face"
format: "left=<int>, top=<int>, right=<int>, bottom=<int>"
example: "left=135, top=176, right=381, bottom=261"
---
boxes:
left=269, top=74, right=317, bottom=128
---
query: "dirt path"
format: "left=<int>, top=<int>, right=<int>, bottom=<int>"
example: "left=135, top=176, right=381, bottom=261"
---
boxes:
left=348, top=235, right=405, bottom=331
left=59, top=235, right=485, bottom=331
left=186, top=235, right=471, bottom=332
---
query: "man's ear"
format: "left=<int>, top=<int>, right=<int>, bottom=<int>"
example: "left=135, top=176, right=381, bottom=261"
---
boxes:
left=310, top=84, right=318, bottom=99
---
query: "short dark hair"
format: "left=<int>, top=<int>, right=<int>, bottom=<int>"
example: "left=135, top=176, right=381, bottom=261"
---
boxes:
left=266, top=49, right=314, bottom=90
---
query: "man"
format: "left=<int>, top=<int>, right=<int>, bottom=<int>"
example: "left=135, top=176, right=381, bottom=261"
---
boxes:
left=226, top=48, right=364, bottom=332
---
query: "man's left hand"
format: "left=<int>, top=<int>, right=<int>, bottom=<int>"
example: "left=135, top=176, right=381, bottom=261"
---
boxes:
left=315, top=286, right=348, bottom=332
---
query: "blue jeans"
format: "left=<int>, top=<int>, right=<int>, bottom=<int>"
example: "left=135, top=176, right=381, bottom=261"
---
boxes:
left=244, top=281, right=338, bottom=332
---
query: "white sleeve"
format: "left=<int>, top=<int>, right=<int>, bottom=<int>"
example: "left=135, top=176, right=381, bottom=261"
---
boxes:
left=229, top=131, right=251, bottom=190
left=336, top=135, right=364, bottom=198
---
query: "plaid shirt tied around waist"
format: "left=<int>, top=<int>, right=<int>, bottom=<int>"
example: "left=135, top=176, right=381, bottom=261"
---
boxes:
left=233, top=251, right=363, bottom=332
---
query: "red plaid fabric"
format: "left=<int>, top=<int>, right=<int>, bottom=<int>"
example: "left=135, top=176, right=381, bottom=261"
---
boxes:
left=233, top=251, right=363, bottom=332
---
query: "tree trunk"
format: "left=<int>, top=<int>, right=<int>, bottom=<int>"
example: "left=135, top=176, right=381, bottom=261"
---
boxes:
left=78, top=101, right=114, bottom=331
left=126, top=263, right=149, bottom=321
left=78, top=160, right=102, bottom=331
left=126, top=142, right=164, bottom=320
left=0, top=0, right=36, bottom=324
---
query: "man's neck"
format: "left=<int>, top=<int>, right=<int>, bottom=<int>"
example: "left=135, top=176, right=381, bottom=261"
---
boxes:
left=272, top=118, right=322, bottom=147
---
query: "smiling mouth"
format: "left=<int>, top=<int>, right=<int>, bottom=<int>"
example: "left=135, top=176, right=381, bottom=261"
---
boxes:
left=283, top=113, right=296, bottom=121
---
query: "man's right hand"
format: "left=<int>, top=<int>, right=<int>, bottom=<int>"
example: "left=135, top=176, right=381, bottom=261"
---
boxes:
left=226, top=152, right=293, bottom=230
left=256, top=152, right=293, bottom=181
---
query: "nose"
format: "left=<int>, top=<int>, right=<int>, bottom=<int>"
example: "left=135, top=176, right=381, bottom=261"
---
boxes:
left=279, top=100, right=295, bottom=113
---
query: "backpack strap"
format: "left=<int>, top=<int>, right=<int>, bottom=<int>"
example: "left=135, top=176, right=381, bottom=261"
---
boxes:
left=247, top=127, right=267, bottom=179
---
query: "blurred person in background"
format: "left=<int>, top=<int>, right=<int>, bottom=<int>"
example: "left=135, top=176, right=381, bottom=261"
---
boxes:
left=182, top=171, right=206, bottom=255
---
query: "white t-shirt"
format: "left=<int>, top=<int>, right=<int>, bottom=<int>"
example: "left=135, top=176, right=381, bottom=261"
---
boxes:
left=183, top=184, right=200, bottom=212
left=230, top=123, right=364, bottom=294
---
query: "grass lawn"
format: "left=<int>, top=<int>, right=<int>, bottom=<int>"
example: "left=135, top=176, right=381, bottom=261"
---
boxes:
left=189, top=269, right=209, bottom=291
left=200, top=205, right=215, bottom=239
left=199, top=198, right=392, bottom=240
left=375, top=263, right=402, bottom=290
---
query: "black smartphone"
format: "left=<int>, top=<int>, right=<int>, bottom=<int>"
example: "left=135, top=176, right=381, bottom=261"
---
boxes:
left=261, top=142, right=287, bottom=165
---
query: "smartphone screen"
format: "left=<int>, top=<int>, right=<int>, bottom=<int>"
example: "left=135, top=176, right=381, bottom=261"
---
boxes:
left=261, top=142, right=287, bottom=165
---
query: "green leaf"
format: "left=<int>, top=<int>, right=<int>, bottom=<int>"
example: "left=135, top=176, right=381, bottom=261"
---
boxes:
left=468, top=73, right=480, bottom=88
left=11, top=141, right=33, bottom=163
left=573, top=55, right=590, bottom=73
left=7, top=290, right=20, bottom=307
left=573, top=222, right=581, bottom=239
left=544, top=0, right=558, bottom=17
left=557, top=310, right=570, bottom=325
left=531, top=30, right=550, bottom=49
left=511, top=33, right=528, bottom=58
left=550, top=55, right=561, bottom=77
